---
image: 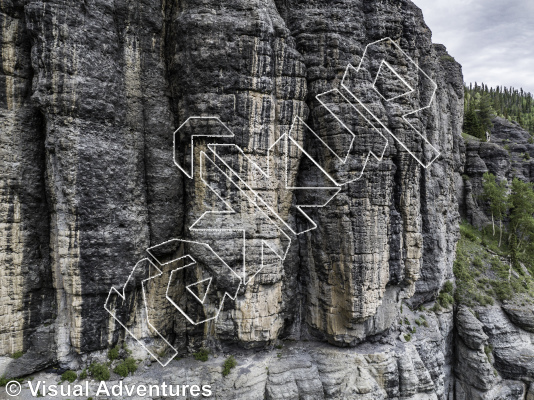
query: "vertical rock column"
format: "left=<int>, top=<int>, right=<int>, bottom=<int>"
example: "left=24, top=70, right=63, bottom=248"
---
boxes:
left=24, top=0, right=176, bottom=361
left=278, top=0, right=399, bottom=345
left=0, top=0, right=55, bottom=376
left=165, top=0, right=307, bottom=347
left=277, top=0, right=461, bottom=344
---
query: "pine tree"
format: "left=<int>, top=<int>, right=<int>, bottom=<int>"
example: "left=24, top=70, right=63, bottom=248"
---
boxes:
left=509, top=178, right=534, bottom=258
left=463, top=101, right=482, bottom=139
left=464, top=83, right=534, bottom=136
left=482, top=173, right=509, bottom=246
left=477, top=93, right=494, bottom=135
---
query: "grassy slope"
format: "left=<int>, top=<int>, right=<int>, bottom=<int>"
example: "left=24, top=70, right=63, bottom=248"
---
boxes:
left=453, top=222, right=534, bottom=307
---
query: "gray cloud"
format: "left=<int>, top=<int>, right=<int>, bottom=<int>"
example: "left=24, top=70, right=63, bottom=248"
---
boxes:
left=414, top=0, right=534, bottom=93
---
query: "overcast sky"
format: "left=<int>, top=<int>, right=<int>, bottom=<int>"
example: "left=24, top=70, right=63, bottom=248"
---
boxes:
left=415, top=0, right=534, bottom=94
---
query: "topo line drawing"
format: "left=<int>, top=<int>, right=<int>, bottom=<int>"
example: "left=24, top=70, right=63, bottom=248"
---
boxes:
left=105, top=37, right=441, bottom=365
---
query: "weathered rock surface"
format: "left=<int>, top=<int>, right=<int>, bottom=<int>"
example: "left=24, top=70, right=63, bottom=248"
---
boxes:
left=456, top=305, right=489, bottom=350
left=11, top=334, right=454, bottom=400
left=502, top=303, right=534, bottom=333
left=12, top=0, right=534, bottom=399
left=460, top=116, right=534, bottom=229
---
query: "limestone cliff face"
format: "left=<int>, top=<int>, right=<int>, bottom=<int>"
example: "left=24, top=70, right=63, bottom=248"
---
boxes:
left=2, top=0, right=466, bottom=398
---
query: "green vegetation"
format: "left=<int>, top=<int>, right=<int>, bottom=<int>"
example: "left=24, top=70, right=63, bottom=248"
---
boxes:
left=464, top=83, right=534, bottom=136
left=415, top=315, right=429, bottom=328
left=61, top=371, right=77, bottom=383
left=79, top=369, right=87, bottom=380
left=440, top=55, right=456, bottom=63
left=88, top=362, right=110, bottom=381
left=437, top=281, right=455, bottom=308
left=122, top=343, right=132, bottom=355
left=454, top=219, right=534, bottom=306
left=484, top=345, right=493, bottom=362
left=481, top=173, right=534, bottom=268
left=0, top=375, right=23, bottom=386
left=481, top=173, right=509, bottom=246
left=193, top=348, right=209, bottom=362
left=509, top=178, right=534, bottom=267
left=222, top=356, right=237, bottom=377
left=108, top=345, right=120, bottom=361
left=404, top=334, right=412, bottom=342
left=11, top=351, right=24, bottom=359
left=113, top=357, right=138, bottom=377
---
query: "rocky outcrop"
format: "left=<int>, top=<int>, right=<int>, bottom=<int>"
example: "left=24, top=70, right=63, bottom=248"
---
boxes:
left=456, top=305, right=489, bottom=350
left=454, top=304, right=534, bottom=400
left=0, top=0, right=471, bottom=398
left=461, top=116, right=534, bottom=228
left=502, top=303, right=534, bottom=333
left=453, top=112, right=534, bottom=399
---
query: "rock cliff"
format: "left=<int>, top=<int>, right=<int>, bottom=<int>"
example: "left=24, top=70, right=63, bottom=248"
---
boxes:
left=3, top=0, right=527, bottom=399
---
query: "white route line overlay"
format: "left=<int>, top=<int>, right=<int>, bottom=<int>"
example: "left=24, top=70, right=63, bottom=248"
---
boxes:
left=192, top=151, right=292, bottom=284
left=104, top=257, right=180, bottom=367
left=341, top=37, right=440, bottom=169
left=160, top=239, right=242, bottom=326
left=106, top=38, right=442, bottom=365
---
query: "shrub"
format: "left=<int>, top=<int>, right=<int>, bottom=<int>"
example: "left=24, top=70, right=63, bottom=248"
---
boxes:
left=222, top=356, right=237, bottom=377
left=79, top=369, right=87, bottom=380
left=1, top=375, right=23, bottom=387
left=11, top=350, right=24, bottom=359
left=113, top=364, right=129, bottom=378
left=193, top=348, right=209, bottom=362
left=108, top=345, right=120, bottom=361
left=61, top=370, right=77, bottom=383
left=113, top=357, right=138, bottom=377
left=440, top=55, right=456, bottom=62
left=443, top=281, right=454, bottom=293
left=460, top=223, right=479, bottom=242
left=404, top=334, right=412, bottom=342
left=438, top=292, right=454, bottom=308
left=122, top=343, right=132, bottom=355
left=89, top=363, right=110, bottom=381
left=491, top=280, right=513, bottom=301
left=473, top=257, right=484, bottom=270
